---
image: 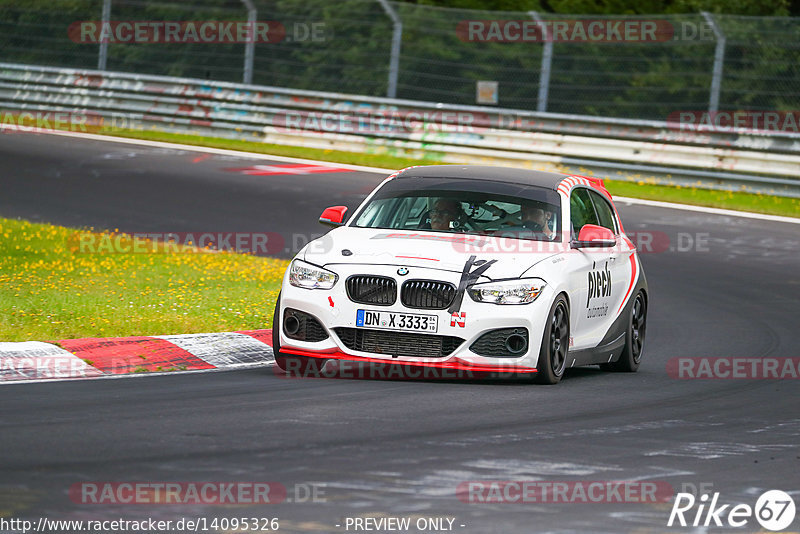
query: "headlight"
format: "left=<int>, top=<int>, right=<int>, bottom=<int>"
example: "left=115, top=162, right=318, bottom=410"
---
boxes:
left=289, top=259, right=338, bottom=290
left=467, top=278, right=546, bottom=304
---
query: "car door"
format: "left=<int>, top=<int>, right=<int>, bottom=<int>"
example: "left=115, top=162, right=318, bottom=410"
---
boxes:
left=586, top=189, right=630, bottom=338
left=568, top=187, right=613, bottom=350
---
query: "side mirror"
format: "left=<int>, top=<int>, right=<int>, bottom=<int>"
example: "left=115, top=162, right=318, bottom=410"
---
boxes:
left=319, top=206, right=348, bottom=227
left=573, top=224, right=616, bottom=248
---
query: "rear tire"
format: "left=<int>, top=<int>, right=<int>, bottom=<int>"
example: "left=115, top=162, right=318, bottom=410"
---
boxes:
left=534, top=295, right=570, bottom=385
left=604, top=291, right=646, bottom=372
left=272, top=293, right=323, bottom=377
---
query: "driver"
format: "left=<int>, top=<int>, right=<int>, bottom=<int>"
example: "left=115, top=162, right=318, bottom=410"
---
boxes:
left=429, top=198, right=463, bottom=231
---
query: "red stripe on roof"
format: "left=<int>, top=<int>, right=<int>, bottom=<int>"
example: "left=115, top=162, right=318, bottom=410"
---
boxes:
left=395, top=255, right=440, bottom=261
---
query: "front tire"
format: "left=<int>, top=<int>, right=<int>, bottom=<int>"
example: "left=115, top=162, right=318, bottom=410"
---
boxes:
left=534, top=295, right=570, bottom=385
left=605, top=291, right=647, bottom=372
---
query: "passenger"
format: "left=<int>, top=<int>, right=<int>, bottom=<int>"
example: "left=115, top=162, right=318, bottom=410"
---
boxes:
left=519, top=203, right=556, bottom=240
left=495, top=202, right=557, bottom=240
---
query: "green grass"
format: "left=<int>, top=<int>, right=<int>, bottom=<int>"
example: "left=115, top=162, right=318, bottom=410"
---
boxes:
left=602, top=179, right=799, bottom=216
left=0, top=218, right=288, bottom=342
left=111, top=129, right=799, bottom=219
left=115, top=129, right=428, bottom=171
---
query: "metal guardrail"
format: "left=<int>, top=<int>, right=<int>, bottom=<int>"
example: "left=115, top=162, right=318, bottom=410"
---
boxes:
left=1, top=62, right=799, bottom=197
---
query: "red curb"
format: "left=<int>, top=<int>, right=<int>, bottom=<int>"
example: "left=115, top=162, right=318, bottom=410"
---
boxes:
left=236, top=329, right=273, bottom=346
left=58, top=336, right=214, bottom=374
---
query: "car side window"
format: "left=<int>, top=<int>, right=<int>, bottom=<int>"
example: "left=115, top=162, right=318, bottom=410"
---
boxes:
left=570, top=188, right=598, bottom=236
left=588, top=190, right=617, bottom=233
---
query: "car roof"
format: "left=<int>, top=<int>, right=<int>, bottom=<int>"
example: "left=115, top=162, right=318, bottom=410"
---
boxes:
left=396, top=165, right=569, bottom=191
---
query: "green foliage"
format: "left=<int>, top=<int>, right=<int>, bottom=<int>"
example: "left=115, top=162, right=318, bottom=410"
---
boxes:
left=252, top=0, right=394, bottom=94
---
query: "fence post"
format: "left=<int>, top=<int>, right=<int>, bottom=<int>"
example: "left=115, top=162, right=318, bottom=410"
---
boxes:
left=377, top=0, right=402, bottom=99
left=701, top=11, right=725, bottom=113
left=97, top=0, right=111, bottom=70
left=242, top=0, right=257, bottom=84
left=529, top=11, right=552, bottom=113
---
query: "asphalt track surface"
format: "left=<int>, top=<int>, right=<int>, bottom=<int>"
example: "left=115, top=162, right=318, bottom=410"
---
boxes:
left=1, top=132, right=799, bottom=533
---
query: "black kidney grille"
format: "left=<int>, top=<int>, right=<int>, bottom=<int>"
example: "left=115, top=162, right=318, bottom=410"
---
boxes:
left=346, top=276, right=397, bottom=306
left=401, top=280, right=457, bottom=310
left=334, top=328, right=464, bottom=359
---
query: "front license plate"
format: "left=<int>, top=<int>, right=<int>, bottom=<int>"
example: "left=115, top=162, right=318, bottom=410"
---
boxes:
left=356, top=309, right=438, bottom=333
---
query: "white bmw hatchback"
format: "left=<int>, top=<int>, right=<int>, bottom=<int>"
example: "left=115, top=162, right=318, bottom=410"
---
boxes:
left=272, top=165, right=648, bottom=384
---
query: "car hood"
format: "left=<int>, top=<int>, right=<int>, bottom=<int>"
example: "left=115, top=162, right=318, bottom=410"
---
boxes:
left=302, top=227, right=565, bottom=280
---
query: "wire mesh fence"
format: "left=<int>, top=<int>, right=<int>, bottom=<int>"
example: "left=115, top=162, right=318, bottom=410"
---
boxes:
left=0, top=0, right=798, bottom=121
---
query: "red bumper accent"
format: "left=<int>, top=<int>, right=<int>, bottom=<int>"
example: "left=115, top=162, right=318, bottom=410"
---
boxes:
left=278, top=347, right=537, bottom=374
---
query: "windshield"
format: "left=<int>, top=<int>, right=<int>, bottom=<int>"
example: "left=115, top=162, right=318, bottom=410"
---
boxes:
left=352, top=177, right=561, bottom=241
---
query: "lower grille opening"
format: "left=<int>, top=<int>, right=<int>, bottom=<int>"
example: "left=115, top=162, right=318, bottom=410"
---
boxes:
left=283, top=308, right=329, bottom=342
left=470, top=328, right=529, bottom=358
left=334, top=328, right=464, bottom=359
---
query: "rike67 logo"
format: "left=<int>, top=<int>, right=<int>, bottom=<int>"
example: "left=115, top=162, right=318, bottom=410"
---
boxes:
left=668, top=489, right=796, bottom=531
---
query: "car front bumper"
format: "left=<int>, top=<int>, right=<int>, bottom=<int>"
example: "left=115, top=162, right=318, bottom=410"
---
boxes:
left=277, top=263, right=555, bottom=374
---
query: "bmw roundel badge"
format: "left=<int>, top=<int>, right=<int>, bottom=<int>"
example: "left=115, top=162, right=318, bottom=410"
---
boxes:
left=397, top=267, right=409, bottom=276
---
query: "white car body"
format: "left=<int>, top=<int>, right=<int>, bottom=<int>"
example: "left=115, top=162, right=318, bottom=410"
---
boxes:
left=273, top=166, right=648, bottom=382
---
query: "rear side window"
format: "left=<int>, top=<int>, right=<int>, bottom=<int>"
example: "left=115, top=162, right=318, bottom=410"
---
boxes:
left=588, top=190, right=617, bottom=233
left=570, top=188, right=598, bottom=235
